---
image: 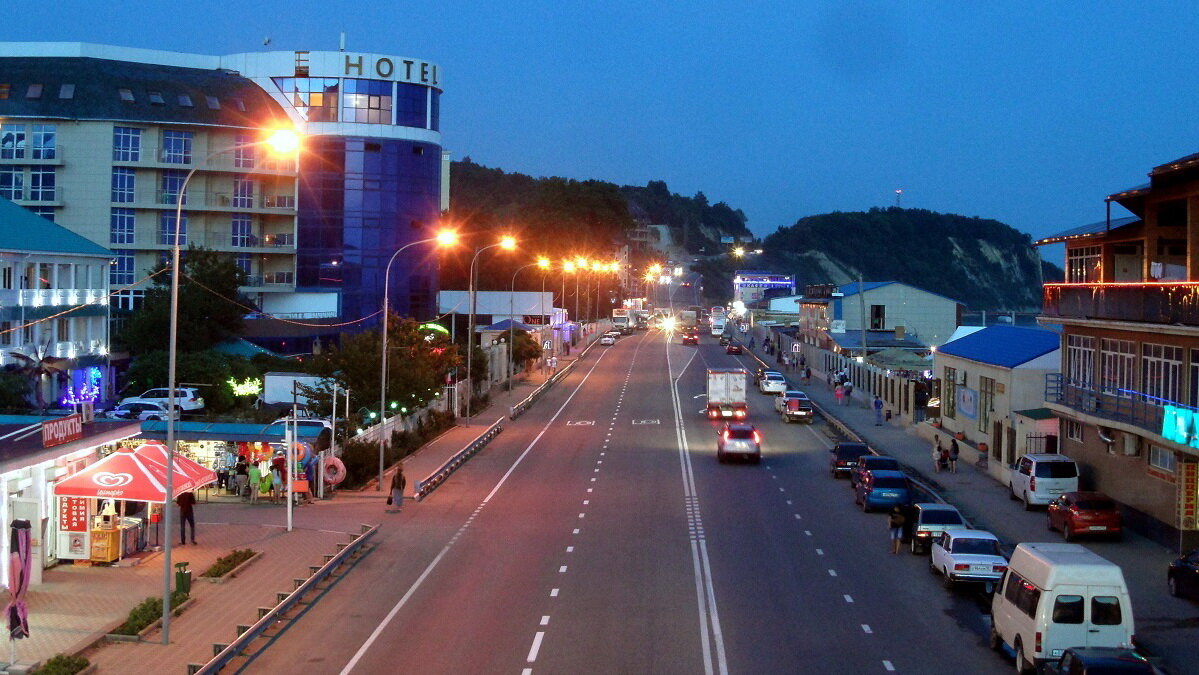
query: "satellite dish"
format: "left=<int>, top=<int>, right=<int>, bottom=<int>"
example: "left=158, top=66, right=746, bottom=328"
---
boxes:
left=263, top=37, right=272, bottom=46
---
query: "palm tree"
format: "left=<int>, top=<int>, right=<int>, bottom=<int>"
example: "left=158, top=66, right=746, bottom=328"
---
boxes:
left=9, top=342, right=71, bottom=411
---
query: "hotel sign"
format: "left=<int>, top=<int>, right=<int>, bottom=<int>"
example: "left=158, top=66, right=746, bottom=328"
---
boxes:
left=293, top=51, right=441, bottom=86
left=42, top=414, right=83, bottom=448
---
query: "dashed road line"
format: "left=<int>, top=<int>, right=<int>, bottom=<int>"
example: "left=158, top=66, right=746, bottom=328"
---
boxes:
left=527, top=631, right=545, bottom=662
left=861, top=624, right=873, bottom=634
left=828, top=569, right=837, bottom=577
left=883, top=660, right=895, bottom=671
left=843, top=594, right=853, bottom=603
left=550, top=588, right=559, bottom=597
left=540, top=616, right=550, bottom=626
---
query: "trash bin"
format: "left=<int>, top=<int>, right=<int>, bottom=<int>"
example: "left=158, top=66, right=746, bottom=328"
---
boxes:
left=174, top=561, right=192, bottom=596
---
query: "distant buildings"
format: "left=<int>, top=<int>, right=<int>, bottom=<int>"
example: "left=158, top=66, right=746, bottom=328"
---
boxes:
left=796, top=281, right=962, bottom=350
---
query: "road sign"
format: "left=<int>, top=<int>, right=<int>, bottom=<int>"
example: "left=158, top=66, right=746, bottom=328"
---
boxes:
left=792, top=343, right=800, bottom=353
left=543, top=340, right=552, bottom=350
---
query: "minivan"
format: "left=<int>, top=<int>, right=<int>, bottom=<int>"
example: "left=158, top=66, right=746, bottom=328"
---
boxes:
left=1010, top=453, right=1080, bottom=510
left=990, top=543, right=1135, bottom=674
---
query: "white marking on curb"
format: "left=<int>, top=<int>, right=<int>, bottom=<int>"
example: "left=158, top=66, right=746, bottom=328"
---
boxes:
left=566, top=546, right=574, bottom=553
left=794, top=514, right=801, bottom=520
left=559, top=566, right=567, bottom=573
left=828, top=569, right=837, bottom=577
left=572, top=528, right=580, bottom=534
left=804, top=530, right=812, bottom=536
left=816, top=549, right=824, bottom=555
left=578, top=513, right=585, bottom=518
left=583, top=500, right=589, bottom=505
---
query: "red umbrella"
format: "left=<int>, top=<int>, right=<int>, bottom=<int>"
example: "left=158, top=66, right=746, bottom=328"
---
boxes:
left=53, top=443, right=216, bottom=503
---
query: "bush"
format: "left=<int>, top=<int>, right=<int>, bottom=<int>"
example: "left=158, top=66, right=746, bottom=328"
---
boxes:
left=338, top=409, right=457, bottom=490
left=31, top=654, right=89, bottom=675
left=112, top=591, right=189, bottom=636
left=200, top=548, right=256, bottom=578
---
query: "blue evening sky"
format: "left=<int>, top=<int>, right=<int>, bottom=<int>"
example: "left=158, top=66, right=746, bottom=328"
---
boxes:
left=6, top=1, right=1197, bottom=245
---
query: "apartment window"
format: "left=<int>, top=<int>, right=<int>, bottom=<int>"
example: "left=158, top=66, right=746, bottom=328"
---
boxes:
left=1149, top=445, right=1177, bottom=473
left=159, top=212, right=187, bottom=246
left=55, top=318, right=70, bottom=342
left=110, top=250, right=134, bottom=285
left=0, top=167, right=24, bottom=200
left=233, top=176, right=255, bottom=208
left=1142, top=343, right=1183, bottom=403
left=177, top=94, right=193, bottom=107
left=1066, top=335, right=1095, bottom=387
left=113, top=127, right=142, bottom=161
left=234, top=134, right=255, bottom=168
left=943, top=366, right=957, bottom=419
left=235, top=254, right=252, bottom=276
left=1100, top=339, right=1136, bottom=396
left=148, top=91, right=165, bottom=105
left=205, top=96, right=220, bottom=110
left=161, top=169, right=187, bottom=205
left=1191, top=348, right=1199, bottom=409
left=978, top=376, right=996, bottom=432
left=1066, top=246, right=1101, bottom=283
left=0, top=265, right=10, bottom=290
left=110, top=208, right=135, bottom=245
left=231, top=214, right=254, bottom=247
left=0, top=84, right=9, bottom=100
left=1, top=124, right=25, bottom=159
left=111, top=168, right=136, bottom=202
left=1064, top=419, right=1083, bottom=442
left=28, top=167, right=55, bottom=201
left=271, top=78, right=337, bottom=121
left=342, top=78, right=393, bottom=124
left=869, top=304, right=885, bottom=330
left=30, top=125, right=55, bottom=159
left=162, top=131, right=193, bottom=164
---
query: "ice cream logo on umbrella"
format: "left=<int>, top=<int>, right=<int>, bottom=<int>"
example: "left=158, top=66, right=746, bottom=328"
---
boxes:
left=92, top=472, right=133, bottom=488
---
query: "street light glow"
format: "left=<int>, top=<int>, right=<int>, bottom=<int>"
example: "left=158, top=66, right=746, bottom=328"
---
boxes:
left=733, top=247, right=745, bottom=257
left=264, top=128, right=301, bottom=155
left=537, top=257, right=551, bottom=269
left=500, top=235, right=517, bottom=250
left=436, top=230, right=459, bottom=247
left=564, top=260, right=576, bottom=273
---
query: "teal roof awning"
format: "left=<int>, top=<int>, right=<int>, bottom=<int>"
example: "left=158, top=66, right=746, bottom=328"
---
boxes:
left=139, top=420, right=324, bottom=443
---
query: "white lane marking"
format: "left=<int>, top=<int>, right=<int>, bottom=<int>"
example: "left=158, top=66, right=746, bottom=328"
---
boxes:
left=566, top=546, right=574, bottom=553
left=522, top=669, right=532, bottom=675
left=771, top=475, right=777, bottom=480
left=587, top=488, right=593, bottom=493
left=778, top=487, right=785, bottom=492
left=340, top=349, right=614, bottom=675
left=883, top=660, right=895, bottom=671
left=550, top=588, right=559, bottom=597
left=786, top=500, right=792, bottom=505
left=540, top=616, right=550, bottom=626
left=578, top=513, right=585, bottom=518
left=583, top=500, right=590, bottom=505
left=844, top=594, right=853, bottom=603
left=572, top=529, right=580, bottom=534
left=590, top=478, right=596, bottom=482
left=527, top=631, right=545, bottom=662
left=828, top=569, right=837, bottom=577
left=559, top=566, right=567, bottom=573
left=804, top=530, right=812, bottom=536
left=862, top=624, right=873, bottom=634
left=794, top=514, right=801, bottom=520
left=816, top=549, right=824, bottom=555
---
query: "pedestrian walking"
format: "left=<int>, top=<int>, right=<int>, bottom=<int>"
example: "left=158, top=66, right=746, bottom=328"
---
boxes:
left=234, top=455, right=248, bottom=501
left=387, top=467, right=406, bottom=513
left=804, top=366, right=812, bottom=383
left=548, top=355, right=559, bottom=376
left=748, top=337, right=755, bottom=350
left=843, top=381, right=853, bottom=404
left=835, top=384, right=845, bottom=405
left=888, top=506, right=906, bottom=554
left=247, top=461, right=261, bottom=504
left=939, top=445, right=950, bottom=472
left=933, top=437, right=943, bottom=473
left=799, top=355, right=806, bottom=369
left=949, top=438, right=960, bottom=473
left=764, top=338, right=771, bottom=354
left=176, top=490, right=197, bottom=545
left=873, top=395, right=884, bottom=425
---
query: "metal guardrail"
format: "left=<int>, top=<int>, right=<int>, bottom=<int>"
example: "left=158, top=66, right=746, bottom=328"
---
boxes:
left=189, top=523, right=379, bottom=675
left=413, top=419, right=503, bottom=501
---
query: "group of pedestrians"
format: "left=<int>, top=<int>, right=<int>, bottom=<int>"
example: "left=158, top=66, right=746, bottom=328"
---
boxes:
left=931, top=436, right=960, bottom=473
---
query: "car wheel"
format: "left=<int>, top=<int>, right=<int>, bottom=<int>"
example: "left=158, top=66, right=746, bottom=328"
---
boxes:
left=1022, top=492, right=1034, bottom=511
left=1168, top=575, right=1179, bottom=597
left=989, top=625, right=1004, bottom=652
left=1063, top=525, right=1074, bottom=542
left=928, top=557, right=938, bottom=574
left=942, top=568, right=955, bottom=590
left=1008, top=485, right=1019, bottom=501
left=1014, top=638, right=1034, bottom=674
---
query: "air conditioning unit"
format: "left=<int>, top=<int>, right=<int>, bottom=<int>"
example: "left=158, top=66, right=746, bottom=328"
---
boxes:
left=1122, top=433, right=1141, bottom=457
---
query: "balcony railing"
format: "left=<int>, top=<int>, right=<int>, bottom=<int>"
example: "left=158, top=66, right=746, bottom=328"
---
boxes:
left=229, top=233, right=295, bottom=249
left=1044, top=373, right=1197, bottom=436
left=1043, top=282, right=1199, bottom=325
left=18, top=289, right=107, bottom=307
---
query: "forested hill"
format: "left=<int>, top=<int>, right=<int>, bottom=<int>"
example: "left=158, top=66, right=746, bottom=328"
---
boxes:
left=762, top=208, right=1063, bottom=311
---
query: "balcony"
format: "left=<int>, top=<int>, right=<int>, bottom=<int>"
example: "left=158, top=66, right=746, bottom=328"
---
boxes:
left=1043, top=282, right=1199, bottom=326
left=18, top=289, right=107, bottom=307
left=229, top=232, right=295, bottom=249
left=1044, top=373, right=1197, bottom=437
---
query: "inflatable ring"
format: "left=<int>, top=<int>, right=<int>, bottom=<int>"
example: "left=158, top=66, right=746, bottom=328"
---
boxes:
left=292, top=441, right=313, bottom=461
left=323, top=456, right=347, bottom=485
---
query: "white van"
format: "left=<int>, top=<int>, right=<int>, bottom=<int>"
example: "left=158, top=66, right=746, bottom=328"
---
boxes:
left=1010, top=453, right=1080, bottom=510
left=990, top=543, right=1135, bottom=674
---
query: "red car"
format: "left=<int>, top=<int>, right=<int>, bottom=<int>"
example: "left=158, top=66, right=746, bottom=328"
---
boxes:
left=682, top=330, right=699, bottom=345
left=1047, top=491, right=1123, bottom=541
left=726, top=343, right=743, bottom=354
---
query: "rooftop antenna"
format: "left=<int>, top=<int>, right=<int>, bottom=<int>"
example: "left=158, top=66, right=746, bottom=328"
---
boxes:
left=894, top=189, right=903, bottom=208
left=339, top=32, right=346, bottom=52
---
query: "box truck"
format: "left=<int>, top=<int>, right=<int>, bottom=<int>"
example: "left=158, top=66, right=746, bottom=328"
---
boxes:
left=706, top=368, right=749, bottom=420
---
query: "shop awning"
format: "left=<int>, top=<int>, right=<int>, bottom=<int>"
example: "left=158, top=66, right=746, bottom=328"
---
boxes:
left=53, top=442, right=216, bottom=503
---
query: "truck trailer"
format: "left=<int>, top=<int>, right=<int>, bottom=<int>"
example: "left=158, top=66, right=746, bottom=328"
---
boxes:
left=706, top=368, right=749, bottom=420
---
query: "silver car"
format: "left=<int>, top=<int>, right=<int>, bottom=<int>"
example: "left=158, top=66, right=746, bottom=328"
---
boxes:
left=716, top=422, right=761, bottom=464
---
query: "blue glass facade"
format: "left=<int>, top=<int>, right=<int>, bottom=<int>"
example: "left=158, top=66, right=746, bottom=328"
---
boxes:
left=296, top=136, right=442, bottom=324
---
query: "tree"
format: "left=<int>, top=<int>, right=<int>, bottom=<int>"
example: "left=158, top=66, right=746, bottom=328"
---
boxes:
left=118, top=246, right=248, bottom=354
left=0, top=371, right=31, bottom=410
left=9, top=345, right=70, bottom=411
left=122, top=350, right=257, bottom=413
left=511, top=329, right=542, bottom=367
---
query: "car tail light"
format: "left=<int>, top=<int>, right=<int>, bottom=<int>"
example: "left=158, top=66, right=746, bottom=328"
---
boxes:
left=722, top=431, right=730, bottom=440
left=708, top=410, right=718, bottom=419
left=1029, top=477, right=1036, bottom=492
left=1035, top=631, right=1042, bottom=654
left=734, top=409, right=746, bottom=419
left=954, top=564, right=970, bottom=571
left=993, top=565, right=1007, bottom=574
left=752, top=431, right=761, bottom=444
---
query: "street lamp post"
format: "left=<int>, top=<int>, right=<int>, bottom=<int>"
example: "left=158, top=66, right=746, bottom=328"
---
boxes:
left=378, top=231, right=457, bottom=490
left=162, top=128, right=299, bottom=645
left=464, top=237, right=515, bottom=426
left=508, top=261, right=548, bottom=393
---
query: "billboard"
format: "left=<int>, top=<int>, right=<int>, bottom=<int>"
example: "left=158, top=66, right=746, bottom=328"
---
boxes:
left=732, top=271, right=795, bottom=305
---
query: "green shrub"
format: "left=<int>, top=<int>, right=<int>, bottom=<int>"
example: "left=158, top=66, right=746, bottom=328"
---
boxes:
left=338, top=409, right=457, bottom=490
left=30, top=654, right=89, bottom=675
left=200, top=548, right=256, bottom=578
left=112, top=591, right=188, bottom=636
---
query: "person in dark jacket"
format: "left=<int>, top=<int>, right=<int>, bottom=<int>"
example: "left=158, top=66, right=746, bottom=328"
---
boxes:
left=176, top=491, right=197, bottom=545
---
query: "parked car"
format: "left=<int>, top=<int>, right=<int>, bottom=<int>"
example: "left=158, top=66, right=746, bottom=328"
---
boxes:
left=1041, top=647, right=1159, bottom=674
left=102, top=401, right=179, bottom=421
left=779, top=394, right=814, bottom=424
left=850, top=455, right=900, bottom=489
left=120, top=387, right=205, bottom=411
left=1047, top=492, right=1123, bottom=541
left=854, top=469, right=911, bottom=512
left=716, top=422, right=761, bottom=464
left=758, top=372, right=787, bottom=394
left=1167, top=549, right=1199, bottom=600
left=991, top=543, right=1135, bottom=674
left=929, top=529, right=1007, bottom=592
left=754, top=366, right=769, bottom=383
left=1010, top=453, right=1080, bottom=510
left=830, top=442, right=872, bottom=478
left=725, top=342, right=743, bottom=354
left=600, top=335, right=616, bottom=346
left=909, top=502, right=971, bottom=554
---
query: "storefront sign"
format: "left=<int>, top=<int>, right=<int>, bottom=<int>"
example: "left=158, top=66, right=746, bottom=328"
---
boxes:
left=41, top=414, right=83, bottom=448
left=58, top=497, right=88, bottom=532
left=1179, top=462, right=1198, bottom=530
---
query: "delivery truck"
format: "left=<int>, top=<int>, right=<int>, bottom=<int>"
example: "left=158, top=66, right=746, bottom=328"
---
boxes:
left=612, top=308, right=632, bottom=334
left=706, top=368, right=749, bottom=420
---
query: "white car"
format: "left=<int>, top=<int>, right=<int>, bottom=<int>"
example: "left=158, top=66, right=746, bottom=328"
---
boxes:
left=120, top=387, right=205, bottom=411
left=929, top=529, right=1007, bottom=591
left=600, top=335, right=616, bottom=346
left=102, top=401, right=179, bottom=421
left=758, top=372, right=787, bottom=394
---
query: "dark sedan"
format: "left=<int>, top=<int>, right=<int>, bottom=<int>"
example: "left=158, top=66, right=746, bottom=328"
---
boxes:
left=1042, top=647, right=1159, bottom=674
left=1169, top=549, right=1199, bottom=600
left=829, top=442, right=871, bottom=478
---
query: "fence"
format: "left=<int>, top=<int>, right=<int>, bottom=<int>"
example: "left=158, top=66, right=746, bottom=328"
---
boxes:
left=413, top=418, right=504, bottom=501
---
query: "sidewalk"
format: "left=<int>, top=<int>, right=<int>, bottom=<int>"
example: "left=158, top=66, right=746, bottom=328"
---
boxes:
left=741, top=338, right=1198, bottom=673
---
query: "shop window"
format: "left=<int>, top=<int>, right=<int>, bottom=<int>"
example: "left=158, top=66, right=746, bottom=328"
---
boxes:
left=1149, top=445, right=1176, bottom=473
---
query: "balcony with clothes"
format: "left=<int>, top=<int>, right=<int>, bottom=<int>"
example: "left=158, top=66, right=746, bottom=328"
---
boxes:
left=1044, top=373, right=1197, bottom=439
left=1043, top=281, right=1199, bottom=326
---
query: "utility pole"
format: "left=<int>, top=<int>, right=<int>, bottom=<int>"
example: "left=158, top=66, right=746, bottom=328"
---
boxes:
left=895, top=189, right=903, bottom=208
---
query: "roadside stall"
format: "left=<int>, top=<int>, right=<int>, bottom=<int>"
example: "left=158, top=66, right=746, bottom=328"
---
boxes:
left=53, top=442, right=216, bottom=564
